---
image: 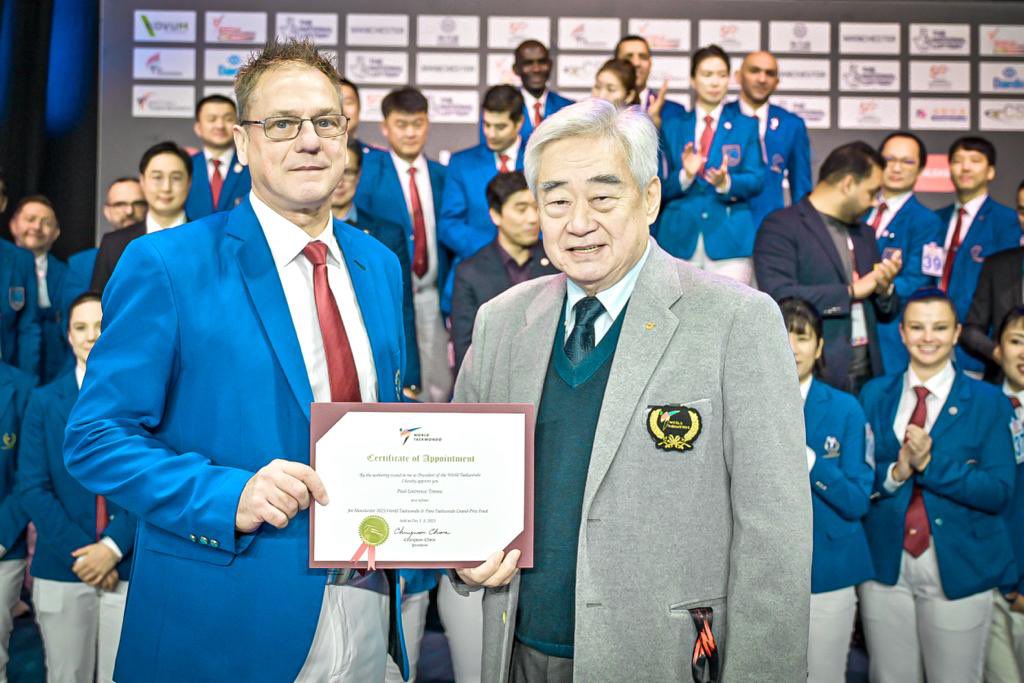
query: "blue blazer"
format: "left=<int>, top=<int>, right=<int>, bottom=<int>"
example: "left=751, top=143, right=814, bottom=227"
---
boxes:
left=184, top=150, right=252, bottom=219
left=0, top=364, right=34, bottom=558
left=873, top=196, right=946, bottom=375
left=722, top=101, right=812, bottom=230
left=38, top=254, right=71, bottom=384
left=1005, top=398, right=1024, bottom=595
left=936, top=197, right=1020, bottom=374
left=518, top=90, right=575, bottom=142
left=59, top=248, right=98, bottom=322
left=63, top=198, right=407, bottom=682
left=18, top=372, right=135, bottom=582
left=657, top=107, right=766, bottom=260
left=805, top=379, right=875, bottom=593
left=0, top=239, right=40, bottom=379
left=860, top=370, right=1017, bottom=600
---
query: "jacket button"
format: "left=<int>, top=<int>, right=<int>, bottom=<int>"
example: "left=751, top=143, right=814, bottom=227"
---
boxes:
left=189, top=534, right=197, bottom=542
left=934, top=518, right=943, bottom=526
left=210, top=539, right=220, bottom=548
left=701, top=212, right=709, bottom=220
left=199, top=536, right=209, bottom=545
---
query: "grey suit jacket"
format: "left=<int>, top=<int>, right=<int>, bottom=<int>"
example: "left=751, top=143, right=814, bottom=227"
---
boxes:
left=454, top=241, right=812, bottom=682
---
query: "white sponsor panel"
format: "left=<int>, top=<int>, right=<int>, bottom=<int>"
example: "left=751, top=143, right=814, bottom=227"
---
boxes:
left=771, top=95, right=831, bottom=129
left=358, top=87, right=390, bottom=123
left=648, top=56, right=690, bottom=90
left=838, top=96, right=901, bottom=129
left=345, top=51, right=408, bottom=85
left=424, top=90, right=479, bottom=124
left=132, top=48, right=195, bottom=81
left=557, top=54, right=608, bottom=89
left=132, top=85, right=195, bottom=118
left=276, top=13, right=337, bottom=45
left=979, top=98, right=1024, bottom=131
left=980, top=25, right=1024, bottom=57
left=487, top=17, right=551, bottom=49
left=775, top=59, right=831, bottom=91
left=668, top=92, right=691, bottom=110
left=416, top=53, right=479, bottom=86
left=346, top=14, right=409, bottom=48
left=909, top=61, right=970, bottom=93
left=839, top=60, right=901, bottom=92
left=486, top=53, right=518, bottom=85
left=839, top=23, right=900, bottom=55
left=557, top=18, right=621, bottom=51
left=980, top=62, right=1024, bottom=94
left=909, top=97, right=971, bottom=130
left=627, top=19, right=690, bottom=53
left=203, top=85, right=236, bottom=102
left=908, top=24, right=970, bottom=56
left=204, top=49, right=256, bottom=82
left=698, top=20, right=760, bottom=53
left=417, top=15, right=480, bottom=48
left=204, top=12, right=267, bottom=44
left=769, top=21, right=830, bottom=54
left=134, top=10, right=196, bottom=42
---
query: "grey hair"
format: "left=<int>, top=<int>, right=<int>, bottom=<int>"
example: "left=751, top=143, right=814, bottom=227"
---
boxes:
left=523, top=98, right=659, bottom=195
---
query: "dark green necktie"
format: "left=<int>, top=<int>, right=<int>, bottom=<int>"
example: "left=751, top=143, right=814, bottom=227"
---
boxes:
left=565, top=296, right=605, bottom=364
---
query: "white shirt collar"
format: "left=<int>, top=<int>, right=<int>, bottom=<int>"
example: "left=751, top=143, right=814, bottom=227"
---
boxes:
left=696, top=102, right=725, bottom=124
left=799, top=376, right=813, bottom=401
left=146, top=211, right=187, bottom=234
left=1003, top=380, right=1024, bottom=404
left=905, top=361, right=956, bottom=402
left=34, top=253, right=47, bottom=274
left=521, top=88, right=548, bottom=112
left=566, top=239, right=652, bottom=325
left=956, top=193, right=988, bottom=218
left=205, top=147, right=234, bottom=168
left=878, top=190, right=913, bottom=215
left=389, top=151, right=428, bottom=178
left=738, top=98, right=769, bottom=122
left=494, top=137, right=521, bottom=165
left=249, top=191, right=340, bottom=270
left=75, top=364, right=85, bottom=390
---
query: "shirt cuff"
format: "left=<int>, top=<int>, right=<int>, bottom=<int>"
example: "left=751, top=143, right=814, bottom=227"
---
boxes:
left=679, top=169, right=695, bottom=191
left=883, top=463, right=906, bottom=494
left=100, top=537, right=123, bottom=561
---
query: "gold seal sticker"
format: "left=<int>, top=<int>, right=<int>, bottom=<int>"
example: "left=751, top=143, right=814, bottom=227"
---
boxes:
left=647, top=405, right=702, bottom=452
left=358, top=515, right=389, bottom=547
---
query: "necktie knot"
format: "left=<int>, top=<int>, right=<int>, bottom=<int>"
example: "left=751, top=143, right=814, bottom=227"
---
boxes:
left=211, top=158, right=221, bottom=170
left=407, top=166, right=417, bottom=178
left=704, top=114, right=713, bottom=126
left=302, top=240, right=328, bottom=267
left=913, top=385, right=930, bottom=402
left=499, top=154, right=509, bottom=164
left=958, top=206, right=967, bottom=217
left=877, top=201, right=887, bottom=214
left=1011, top=396, right=1022, bottom=409
left=574, top=296, right=605, bottom=327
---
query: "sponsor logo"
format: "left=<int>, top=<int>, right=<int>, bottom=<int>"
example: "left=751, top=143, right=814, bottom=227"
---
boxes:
left=986, top=28, right=1024, bottom=56
left=135, top=10, right=195, bottom=42
left=425, top=90, right=478, bottom=123
left=844, top=33, right=897, bottom=45
left=786, top=22, right=814, bottom=52
left=994, top=66, right=1024, bottom=90
left=277, top=14, right=336, bottom=44
left=912, top=26, right=968, bottom=52
left=347, top=53, right=406, bottom=83
left=209, top=15, right=257, bottom=42
left=915, top=105, right=968, bottom=124
left=926, top=64, right=954, bottom=89
left=983, top=101, right=1024, bottom=123
left=786, top=101, right=827, bottom=124
left=218, top=54, right=243, bottom=78
left=630, top=20, right=688, bottom=51
left=842, top=63, right=897, bottom=89
left=132, top=86, right=194, bottom=118
left=140, top=15, right=189, bottom=38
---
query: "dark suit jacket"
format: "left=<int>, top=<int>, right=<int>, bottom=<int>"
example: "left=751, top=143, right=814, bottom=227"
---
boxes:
left=754, top=198, right=899, bottom=391
left=962, top=246, right=1024, bottom=381
left=90, top=222, right=146, bottom=294
left=451, top=241, right=557, bottom=372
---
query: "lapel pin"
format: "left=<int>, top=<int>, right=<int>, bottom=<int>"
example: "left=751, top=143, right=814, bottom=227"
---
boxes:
left=723, top=120, right=732, bottom=131
left=233, top=163, right=243, bottom=174
left=540, top=257, right=550, bottom=267
left=949, top=406, right=958, bottom=416
left=824, top=435, right=840, bottom=457
left=644, top=322, right=656, bottom=330
left=770, top=117, right=780, bottom=130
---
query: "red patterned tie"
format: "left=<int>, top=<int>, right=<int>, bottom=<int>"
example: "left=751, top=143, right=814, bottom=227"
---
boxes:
left=95, top=496, right=108, bottom=540
left=533, top=101, right=543, bottom=127
left=940, top=207, right=967, bottom=293
left=407, top=168, right=428, bottom=279
left=903, top=385, right=931, bottom=557
left=1011, top=396, right=1021, bottom=410
left=698, top=114, right=715, bottom=176
left=498, top=154, right=510, bottom=174
left=210, top=158, right=224, bottom=209
left=302, top=241, right=361, bottom=403
left=870, top=201, right=888, bottom=239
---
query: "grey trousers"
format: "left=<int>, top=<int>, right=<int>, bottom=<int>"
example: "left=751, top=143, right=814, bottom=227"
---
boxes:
left=510, top=641, right=573, bottom=683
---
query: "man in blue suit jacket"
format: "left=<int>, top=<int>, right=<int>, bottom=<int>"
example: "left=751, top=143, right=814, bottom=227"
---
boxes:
left=0, top=237, right=39, bottom=379
left=439, top=85, right=525, bottom=313
left=727, top=50, right=813, bottom=229
left=868, top=132, right=945, bottom=374
left=513, top=40, right=574, bottom=142
left=65, top=43, right=408, bottom=682
left=614, top=35, right=687, bottom=124
left=184, top=95, right=252, bottom=219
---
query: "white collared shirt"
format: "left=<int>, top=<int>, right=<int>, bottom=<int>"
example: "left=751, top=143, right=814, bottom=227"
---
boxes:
left=639, top=88, right=653, bottom=113
left=521, top=88, right=548, bottom=124
left=389, top=151, right=438, bottom=290
left=944, top=193, right=988, bottom=250
left=34, top=253, right=50, bottom=309
left=1004, top=381, right=1024, bottom=415
left=145, top=211, right=187, bottom=235
left=250, top=191, right=378, bottom=403
left=564, top=240, right=651, bottom=345
left=799, top=375, right=813, bottom=402
left=680, top=103, right=728, bottom=193
left=494, top=137, right=521, bottom=172
left=869, top=191, right=914, bottom=239
left=884, top=361, right=956, bottom=491
left=205, top=147, right=234, bottom=184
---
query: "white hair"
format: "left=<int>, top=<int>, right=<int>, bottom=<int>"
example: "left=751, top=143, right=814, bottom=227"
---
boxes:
left=523, top=98, right=659, bottom=195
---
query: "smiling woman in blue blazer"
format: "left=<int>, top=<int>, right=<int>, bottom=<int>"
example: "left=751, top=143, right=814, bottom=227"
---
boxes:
left=859, top=288, right=1016, bottom=683
left=782, top=297, right=873, bottom=683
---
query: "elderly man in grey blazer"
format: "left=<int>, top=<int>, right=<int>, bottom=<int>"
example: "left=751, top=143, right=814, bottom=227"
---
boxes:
left=452, top=98, right=812, bottom=682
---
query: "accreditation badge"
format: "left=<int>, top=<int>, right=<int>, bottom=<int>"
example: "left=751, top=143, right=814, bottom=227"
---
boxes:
left=921, top=242, right=944, bottom=277
left=1011, top=418, right=1024, bottom=465
left=647, top=405, right=702, bottom=452
left=721, top=144, right=742, bottom=167
left=7, top=287, right=25, bottom=312
left=823, top=436, right=841, bottom=458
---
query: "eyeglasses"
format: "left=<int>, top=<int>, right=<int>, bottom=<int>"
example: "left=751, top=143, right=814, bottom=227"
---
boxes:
left=106, top=200, right=148, bottom=211
left=240, top=114, right=348, bottom=141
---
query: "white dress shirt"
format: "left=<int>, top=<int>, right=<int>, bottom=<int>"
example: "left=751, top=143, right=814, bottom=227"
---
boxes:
left=800, top=376, right=816, bottom=470
left=75, top=364, right=124, bottom=560
left=884, top=361, right=956, bottom=491
left=494, top=137, right=521, bottom=172
left=35, top=253, right=50, bottom=308
left=145, top=211, right=187, bottom=235
left=521, top=88, right=548, bottom=125
left=250, top=191, right=378, bottom=403
left=389, top=151, right=438, bottom=291
left=680, top=103, right=727, bottom=192
left=205, top=147, right=234, bottom=185
left=564, top=240, right=651, bottom=345
left=868, top=190, right=914, bottom=239
left=1004, top=381, right=1024, bottom=410
left=944, top=194, right=988, bottom=250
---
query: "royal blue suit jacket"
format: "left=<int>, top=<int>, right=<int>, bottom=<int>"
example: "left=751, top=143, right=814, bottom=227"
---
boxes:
left=860, top=370, right=1017, bottom=599
left=872, top=196, right=945, bottom=374
left=0, top=239, right=40, bottom=379
left=184, top=150, right=252, bottom=219
left=19, top=372, right=135, bottom=582
left=63, top=198, right=407, bottom=682
left=936, top=197, right=1020, bottom=374
left=1005, top=398, right=1024, bottom=595
left=0, top=364, right=34, bottom=558
left=38, top=254, right=71, bottom=384
left=722, top=101, right=812, bottom=230
left=805, top=378, right=875, bottom=593
left=517, top=90, right=574, bottom=142
left=657, top=108, right=766, bottom=260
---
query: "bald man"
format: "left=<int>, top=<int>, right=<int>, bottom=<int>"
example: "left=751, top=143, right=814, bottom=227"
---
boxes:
left=724, top=51, right=813, bottom=229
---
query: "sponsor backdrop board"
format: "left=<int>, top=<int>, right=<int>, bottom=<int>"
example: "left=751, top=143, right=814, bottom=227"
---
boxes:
left=101, top=1, right=1024, bottom=233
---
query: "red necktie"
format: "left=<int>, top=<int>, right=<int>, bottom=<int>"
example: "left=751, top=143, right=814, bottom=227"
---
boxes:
left=940, top=207, right=967, bottom=292
left=96, top=496, right=108, bottom=540
left=498, top=154, right=510, bottom=174
left=302, top=241, right=361, bottom=403
left=210, top=158, right=224, bottom=209
left=698, top=114, right=715, bottom=176
left=870, top=201, right=888, bottom=239
left=407, top=168, right=428, bottom=279
left=1011, top=396, right=1022, bottom=409
left=903, top=385, right=931, bottom=557
left=533, top=101, right=543, bottom=127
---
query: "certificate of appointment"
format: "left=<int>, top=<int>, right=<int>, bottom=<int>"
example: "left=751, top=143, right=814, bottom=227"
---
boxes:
left=309, top=403, right=534, bottom=569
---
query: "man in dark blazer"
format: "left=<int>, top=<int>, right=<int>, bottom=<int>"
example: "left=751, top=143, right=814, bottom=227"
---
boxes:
left=451, top=172, right=556, bottom=371
left=962, top=246, right=1024, bottom=381
left=91, top=141, right=192, bottom=293
left=184, top=95, right=251, bottom=219
left=755, top=141, right=902, bottom=393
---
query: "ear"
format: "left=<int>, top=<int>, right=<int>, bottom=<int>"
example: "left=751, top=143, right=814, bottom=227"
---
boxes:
left=489, top=208, right=502, bottom=228
left=953, top=322, right=963, bottom=346
left=644, top=175, right=662, bottom=226
left=814, top=337, right=824, bottom=360
left=232, top=125, right=248, bottom=166
left=986, top=165, right=996, bottom=183
left=192, top=120, right=202, bottom=140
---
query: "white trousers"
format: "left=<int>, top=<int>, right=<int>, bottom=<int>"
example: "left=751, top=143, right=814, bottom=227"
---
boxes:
left=32, top=578, right=128, bottom=683
left=0, top=559, right=26, bottom=682
left=859, top=545, right=993, bottom=683
left=687, top=235, right=755, bottom=286
left=985, top=590, right=1024, bottom=683
left=437, top=573, right=483, bottom=683
left=807, top=586, right=856, bottom=683
left=413, top=286, right=453, bottom=403
left=384, top=590, right=429, bottom=683
left=296, top=585, right=389, bottom=682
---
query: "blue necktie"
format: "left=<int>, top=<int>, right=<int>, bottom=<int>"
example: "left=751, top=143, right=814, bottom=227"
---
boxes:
left=565, top=297, right=605, bottom=364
